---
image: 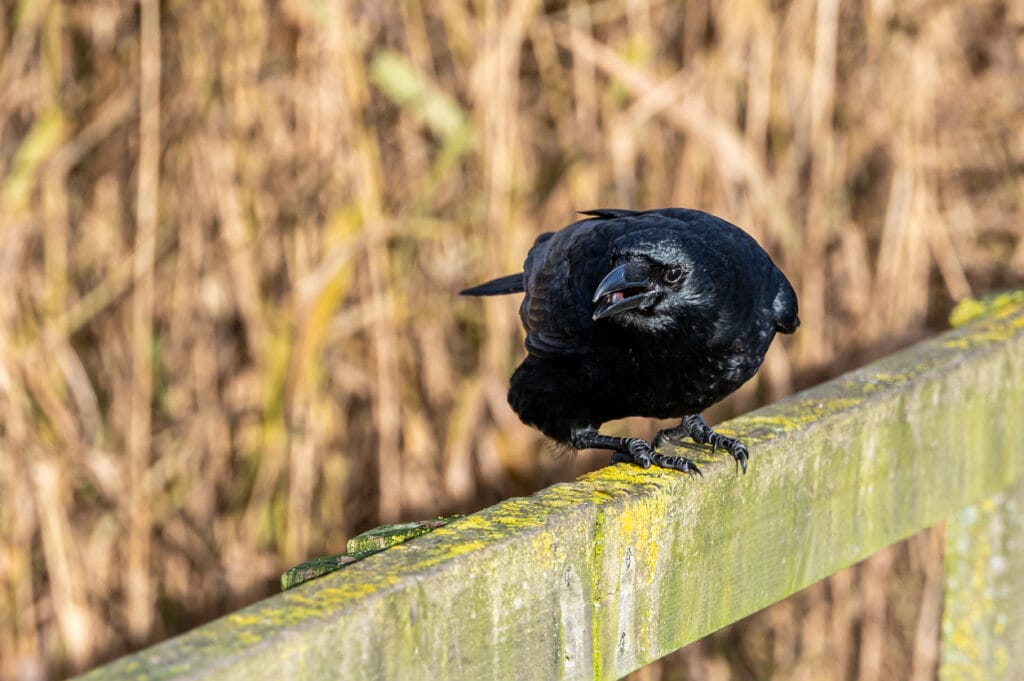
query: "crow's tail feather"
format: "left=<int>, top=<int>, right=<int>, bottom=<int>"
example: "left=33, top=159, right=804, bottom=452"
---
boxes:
left=577, top=208, right=639, bottom=220
left=460, top=273, right=525, bottom=296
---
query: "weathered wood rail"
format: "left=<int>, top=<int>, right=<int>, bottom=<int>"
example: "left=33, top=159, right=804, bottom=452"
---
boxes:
left=78, top=295, right=1024, bottom=681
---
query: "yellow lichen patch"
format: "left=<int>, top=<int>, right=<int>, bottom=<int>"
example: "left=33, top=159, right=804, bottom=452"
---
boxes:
left=227, top=585, right=379, bottom=632
left=226, top=613, right=264, bottom=628
left=942, top=316, right=1024, bottom=350
left=309, top=573, right=401, bottom=604
left=855, top=372, right=909, bottom=390
left=586, top=463, right=659, bottom=485
left=389, top=537, right=490, bottom=572
left=941, top=481, right=1024, bottom=680
left=234, top=630, right=263, bottom=647
left=949, top=291, right=1024, bottom=328
left=734, top=396, right=866, bottom=438
left=944, top=293, right=1024, bottom=350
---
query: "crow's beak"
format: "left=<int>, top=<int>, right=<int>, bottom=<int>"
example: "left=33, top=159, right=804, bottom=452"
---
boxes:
left=592, top=263, right=655, bottom=320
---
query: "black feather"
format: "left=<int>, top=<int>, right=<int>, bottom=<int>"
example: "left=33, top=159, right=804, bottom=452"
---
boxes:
left=577, top=208, right=639, bottom=220
left=464, top=207, right=800, bottom=475
left=460, top=273, right=524, bottom=296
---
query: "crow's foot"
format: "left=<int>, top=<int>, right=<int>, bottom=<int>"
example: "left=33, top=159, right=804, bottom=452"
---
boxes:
left=654, top=414, right=749, bottom=473
left=569, top=427, right=701, bottom=475
left=609, top=439, right=701, bottom=476
left=607, top=438, right=650, bottom=468
left=649, top=451, right=702, bottom=476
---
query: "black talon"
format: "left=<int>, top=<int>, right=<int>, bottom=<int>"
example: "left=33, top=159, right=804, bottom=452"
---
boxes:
left=573, top=427, right=702, bottom=475
left=626, top=439, right=653, bottom=468
left=650, top=453, right=702, bottom=476
left=653, top=414, right=750, bottom=474
left=731, top=442, right=749, bottom=473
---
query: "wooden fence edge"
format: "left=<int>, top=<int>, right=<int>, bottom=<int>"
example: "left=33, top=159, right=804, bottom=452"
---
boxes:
left=77, top=297, right=1024, bottom=680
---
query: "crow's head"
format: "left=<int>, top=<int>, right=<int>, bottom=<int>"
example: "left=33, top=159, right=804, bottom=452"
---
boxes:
left=591, top=233, right=712, bottom=332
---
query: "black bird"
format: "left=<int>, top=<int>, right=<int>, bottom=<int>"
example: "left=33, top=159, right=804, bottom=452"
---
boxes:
left=461, top=208, right=799, bottom=475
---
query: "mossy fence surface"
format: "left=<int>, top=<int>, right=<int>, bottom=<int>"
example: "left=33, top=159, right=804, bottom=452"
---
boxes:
left=77, top=296, right=1024, bottom=681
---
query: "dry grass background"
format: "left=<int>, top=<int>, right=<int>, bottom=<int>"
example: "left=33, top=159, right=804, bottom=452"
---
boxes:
left=1, top=0, right=1022, bottom=679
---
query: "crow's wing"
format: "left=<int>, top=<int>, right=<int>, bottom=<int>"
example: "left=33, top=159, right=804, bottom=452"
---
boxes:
left=519, top=219, right=628, bottom=358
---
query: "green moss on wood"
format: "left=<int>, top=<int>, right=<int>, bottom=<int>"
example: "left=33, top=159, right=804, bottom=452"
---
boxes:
left=281, top=517, right=464, bottom=590
left=941, top=477, right=1024, bottom=681
left=280, top=552, right=371, bottom=591
left=75, top=294, right=1024, bottom=681
left=345, top=517, right=462, bottom=554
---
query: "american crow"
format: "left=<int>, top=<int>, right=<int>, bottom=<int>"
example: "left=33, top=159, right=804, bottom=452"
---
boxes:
left=462, top=208, right=799, bottom=475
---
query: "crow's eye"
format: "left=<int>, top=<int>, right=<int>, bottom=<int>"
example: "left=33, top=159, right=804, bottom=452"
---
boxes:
left=664, top=266, right=684, bottom=284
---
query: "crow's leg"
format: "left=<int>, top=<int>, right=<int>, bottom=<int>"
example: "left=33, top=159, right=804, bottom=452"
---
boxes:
left=653, top=414, right=749, bottom=473
left=571, top=427, right=701, bottom=475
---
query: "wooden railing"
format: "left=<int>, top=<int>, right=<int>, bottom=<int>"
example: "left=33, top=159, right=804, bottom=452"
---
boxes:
left=77, top=294, right=1024, bottom=680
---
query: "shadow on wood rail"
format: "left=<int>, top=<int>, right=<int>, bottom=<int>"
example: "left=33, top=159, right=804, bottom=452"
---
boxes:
left=77, top=293, right=1024, bottom=681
